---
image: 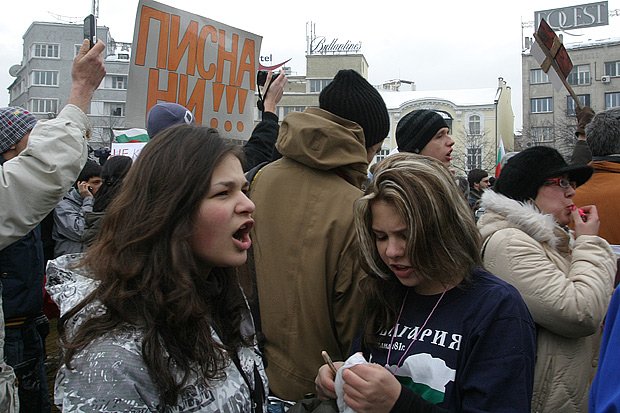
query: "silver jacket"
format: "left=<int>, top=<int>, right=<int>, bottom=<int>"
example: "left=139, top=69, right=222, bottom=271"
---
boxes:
left=46, top=254, right=268, bottom=412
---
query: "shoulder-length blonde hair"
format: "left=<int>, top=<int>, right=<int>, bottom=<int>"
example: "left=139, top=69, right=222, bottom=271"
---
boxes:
left=354, top=153, right=482, bottom=345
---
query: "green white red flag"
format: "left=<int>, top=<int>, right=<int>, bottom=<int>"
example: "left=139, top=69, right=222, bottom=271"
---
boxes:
left=495, top=137, right=505, bottom=177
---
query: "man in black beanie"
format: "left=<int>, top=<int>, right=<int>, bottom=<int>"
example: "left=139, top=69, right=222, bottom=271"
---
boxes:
left=248, top=69, right=389, bottom=401
left=396, top=109, right=455, bottom=165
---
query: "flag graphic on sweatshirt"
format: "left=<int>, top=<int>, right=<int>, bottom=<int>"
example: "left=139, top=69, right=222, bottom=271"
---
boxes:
left=391, top=353, right=456, bottom=404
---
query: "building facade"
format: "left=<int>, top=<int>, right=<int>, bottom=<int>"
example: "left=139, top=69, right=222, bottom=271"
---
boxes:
left=521, top=37, right=620, bottom=157
left=269, top=53, right=514, bottom=175
left=8, top=21, right=514, bottom=173
left=8, top=21, right=129, bottom=148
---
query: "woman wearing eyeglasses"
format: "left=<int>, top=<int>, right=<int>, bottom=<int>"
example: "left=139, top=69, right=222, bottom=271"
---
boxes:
left=477, top=146, right=617, bottom=413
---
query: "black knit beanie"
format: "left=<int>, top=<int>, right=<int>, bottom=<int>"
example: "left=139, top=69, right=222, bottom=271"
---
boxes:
left=494, top=146, right=593, bottom=202
left=396, top=109, right=448, bottom=153
left=319, top=69, right=389, bottom=148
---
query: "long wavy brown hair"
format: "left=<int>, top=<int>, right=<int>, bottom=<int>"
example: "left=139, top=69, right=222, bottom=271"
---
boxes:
left=59, top=125, right=252, bottom=406
left=354, top=153, right=482, bottom=349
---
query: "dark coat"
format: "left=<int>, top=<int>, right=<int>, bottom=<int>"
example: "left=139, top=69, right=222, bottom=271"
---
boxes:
left=0, top=226, right=44, bottom=320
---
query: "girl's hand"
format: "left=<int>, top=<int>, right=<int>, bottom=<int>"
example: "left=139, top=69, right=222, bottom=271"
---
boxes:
left=315, top=361, right=344, bottom=400
left=341, top=363, right=401, bottom=413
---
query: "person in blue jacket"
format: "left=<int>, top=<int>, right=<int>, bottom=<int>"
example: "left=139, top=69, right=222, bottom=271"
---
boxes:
left=590, top=284, right=620, bottom=412
left=315, top=153, right=536, bottom=412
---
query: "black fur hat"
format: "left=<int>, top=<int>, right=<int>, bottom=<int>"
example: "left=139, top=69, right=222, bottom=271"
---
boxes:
left=494, top=146, right=593, bottom=202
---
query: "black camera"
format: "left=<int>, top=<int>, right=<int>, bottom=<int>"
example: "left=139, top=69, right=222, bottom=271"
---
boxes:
left=257, top=70, right=280, bottom=87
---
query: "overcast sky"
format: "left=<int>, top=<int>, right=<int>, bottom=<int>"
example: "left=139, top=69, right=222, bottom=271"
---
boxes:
left=1, top=0, right=618, bottom=131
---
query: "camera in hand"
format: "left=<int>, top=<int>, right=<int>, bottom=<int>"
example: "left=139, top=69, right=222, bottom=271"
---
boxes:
left=257, top=70, right=280, bottom=87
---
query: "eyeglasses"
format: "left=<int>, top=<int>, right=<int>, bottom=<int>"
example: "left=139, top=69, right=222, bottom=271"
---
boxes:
left=543, top=177, right=576, bottom=190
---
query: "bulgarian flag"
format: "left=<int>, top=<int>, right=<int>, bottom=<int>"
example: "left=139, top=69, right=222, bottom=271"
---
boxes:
left=495, top=137, right=505, bottom=177
left=114, top=128, right=149, bottom=143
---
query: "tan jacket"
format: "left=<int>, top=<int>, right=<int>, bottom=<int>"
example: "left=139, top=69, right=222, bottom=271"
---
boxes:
left=0, top=104, right=89, bottom=249
left=478, top=190, right=616, bottom=413
left=249, top=108, right=368, bottom=401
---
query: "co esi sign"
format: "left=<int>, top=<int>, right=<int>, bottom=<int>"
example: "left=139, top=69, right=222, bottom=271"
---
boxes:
left=535, top=1, right=609, bottom=30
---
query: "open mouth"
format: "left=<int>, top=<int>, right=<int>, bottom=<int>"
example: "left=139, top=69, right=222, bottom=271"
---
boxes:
left=390, top=263, right=413, bottom=278
left=233, top=220, right=254, bottom=250
left=233, top=222, right=252, bottom=240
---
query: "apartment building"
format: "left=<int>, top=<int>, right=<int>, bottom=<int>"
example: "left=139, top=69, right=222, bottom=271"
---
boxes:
left=8, top=21, right=130, bottom=147
left=521, top=37, right=620, bottom=157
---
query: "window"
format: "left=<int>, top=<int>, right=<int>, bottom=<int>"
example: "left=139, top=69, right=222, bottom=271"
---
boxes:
left=468, top=115, right=481, bottom=135
left=606, top=92, right=620, bottom=109
left=373, top=148, right=390, bottom=164
left=113, top=76, right=127, bottom=89
left=12, top=79, right=25, bottom=97
left=106, top=102, right=125, bottom=116
left=566, top=95, right=591, bottom=116
left=567, top=65, right=590, bottom=86
left=531, top=127, right=554, bottom=143
left=89, top=101, right=125, bottom=116
left=110, top=104, right=124, bottom=116
left=530, top=69, right=549, bottom=84
left=31, top=43, right=59, bottom=58
left=31, top=70, right=58, bottom=86
left=531, top=97, right=553, bottom=113
left=466, top=147, right=482, bottom=170
left=29, top=98, right=58, bottom=114
left=309, top=79, right=332, bottom=93
left=103, top=75, right=128, bottom=89
left=282, top=106, right=305, bottom=117
left=605, top=61, right=620, bottom=77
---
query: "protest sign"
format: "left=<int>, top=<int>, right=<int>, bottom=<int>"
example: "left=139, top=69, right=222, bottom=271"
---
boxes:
left=531, top=18, right=581, bottom=109
left=125, top=0, right=262, bottom=141
left=111, top=142, right=147, bottom=160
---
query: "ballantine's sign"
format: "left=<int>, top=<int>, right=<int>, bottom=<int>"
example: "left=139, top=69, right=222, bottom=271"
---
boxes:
left=309, top=36, right=362, bottom=55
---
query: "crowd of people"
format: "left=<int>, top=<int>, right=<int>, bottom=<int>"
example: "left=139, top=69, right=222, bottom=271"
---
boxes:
left=0, top=39, right=619, bottom=413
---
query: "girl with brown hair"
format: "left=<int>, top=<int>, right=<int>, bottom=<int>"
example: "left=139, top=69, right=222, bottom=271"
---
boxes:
left=46, top=125, right=266, bottom=412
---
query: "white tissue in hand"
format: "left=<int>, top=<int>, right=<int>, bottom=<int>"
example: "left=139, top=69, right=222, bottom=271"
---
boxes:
left=334, top=352, right=368, bottom=413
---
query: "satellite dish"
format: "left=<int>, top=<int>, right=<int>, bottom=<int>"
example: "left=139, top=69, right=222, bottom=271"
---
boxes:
left=9, top=65, right=22, bottom=77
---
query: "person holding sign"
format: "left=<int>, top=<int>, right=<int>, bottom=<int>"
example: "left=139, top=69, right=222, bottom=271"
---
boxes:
left=249, top=69, right=390, bottom=401
left=46, top=126, right=267, bottom=412
left=146, top=70, right=288, bottom=172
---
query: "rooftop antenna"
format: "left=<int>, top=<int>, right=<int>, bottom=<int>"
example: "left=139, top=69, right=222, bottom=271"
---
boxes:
left=92, top=0, right=99, bottom=17
left=47, top=12, right=82, bottom=24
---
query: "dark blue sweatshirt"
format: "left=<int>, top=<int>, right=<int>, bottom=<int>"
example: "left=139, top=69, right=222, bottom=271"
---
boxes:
left=353, top=268, right=536, bottom=412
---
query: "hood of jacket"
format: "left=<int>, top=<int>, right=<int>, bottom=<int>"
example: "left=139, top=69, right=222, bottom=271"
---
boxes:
left=64, top=187, right=83, bottom=204
left=275, top=107, right=369, bottom=188
left=478, top=189, right=570, bottom=251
